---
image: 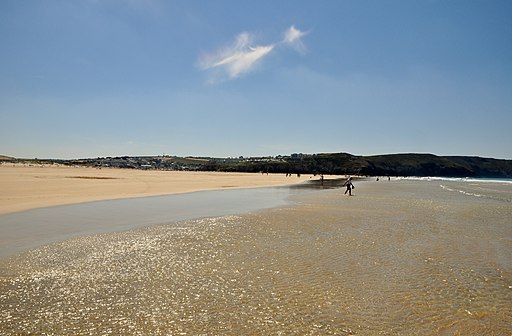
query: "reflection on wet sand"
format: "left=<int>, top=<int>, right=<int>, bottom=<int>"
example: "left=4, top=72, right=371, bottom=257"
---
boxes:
left=1, top=180, right=511, bottom=335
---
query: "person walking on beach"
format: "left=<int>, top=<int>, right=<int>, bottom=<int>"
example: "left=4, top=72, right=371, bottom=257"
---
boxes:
left=343, top=177, right=354, bottom=196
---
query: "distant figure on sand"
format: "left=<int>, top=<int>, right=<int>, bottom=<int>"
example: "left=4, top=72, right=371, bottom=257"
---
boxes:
left=343, top=177, right=354, bottom=196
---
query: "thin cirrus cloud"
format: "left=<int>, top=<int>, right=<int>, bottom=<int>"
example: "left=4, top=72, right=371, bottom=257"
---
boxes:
left=282, top=25, right=307, bottom=53
left=199, top=25, right=307, bottom=82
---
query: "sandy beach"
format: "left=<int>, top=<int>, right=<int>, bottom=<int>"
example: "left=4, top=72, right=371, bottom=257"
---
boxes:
left=0, top=164, right=320, bottom=215
left=1, top=178, right=511, bottom=335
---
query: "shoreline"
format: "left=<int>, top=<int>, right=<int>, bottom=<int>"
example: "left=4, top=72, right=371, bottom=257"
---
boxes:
left=0, top=164, right=335, bottom=215
left=0, top=185, right=324, bottom=257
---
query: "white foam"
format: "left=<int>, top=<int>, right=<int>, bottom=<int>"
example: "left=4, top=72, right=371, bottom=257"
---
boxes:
left=440, top=184, right=484, bottom=198
left=397, top=176, right=512, bottom=184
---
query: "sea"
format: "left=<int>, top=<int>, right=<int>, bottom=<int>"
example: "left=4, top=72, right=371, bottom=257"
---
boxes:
left=0, top=177, right=511, bottom=335
left=398, top=176, right=512, bottom=203
left=398, top=176, right=512, bottom=184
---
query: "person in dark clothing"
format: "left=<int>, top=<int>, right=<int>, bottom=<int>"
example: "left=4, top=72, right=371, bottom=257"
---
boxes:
left=343, top=177, right=354, bottom=196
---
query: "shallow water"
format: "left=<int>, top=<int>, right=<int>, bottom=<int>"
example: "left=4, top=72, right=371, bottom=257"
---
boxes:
left=0, top=186, right=318, bottom=257
left=1, top=180, right=511, bottom=335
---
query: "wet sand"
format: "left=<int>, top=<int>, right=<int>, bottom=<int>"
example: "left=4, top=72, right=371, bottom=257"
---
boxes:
left=1, top=179, right=511, bottom=335
left=0, top=164, right=318, bottom=215
left=0, top=186, right=319, bottom=257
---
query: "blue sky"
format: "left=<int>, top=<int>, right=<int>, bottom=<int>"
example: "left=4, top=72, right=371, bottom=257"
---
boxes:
left=1, top=0, right=511, bottom=159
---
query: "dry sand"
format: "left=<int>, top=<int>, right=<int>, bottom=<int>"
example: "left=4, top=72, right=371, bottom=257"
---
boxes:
left=0, top=164, right=322, bottom=215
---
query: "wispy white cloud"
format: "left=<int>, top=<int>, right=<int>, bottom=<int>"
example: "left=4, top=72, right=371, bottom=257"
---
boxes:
left=199, top=25, right=307, bottom=82
left=282, top=25, right=307, bottom=53
left=199, top=32, right=274, bottom=80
